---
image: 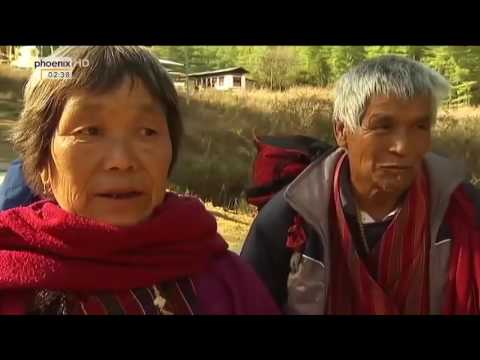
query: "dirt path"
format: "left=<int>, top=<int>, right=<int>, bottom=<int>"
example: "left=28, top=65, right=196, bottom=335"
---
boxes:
left=0, top=118, right=17, bottom=170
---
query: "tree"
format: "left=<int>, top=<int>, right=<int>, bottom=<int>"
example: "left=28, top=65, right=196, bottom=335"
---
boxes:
left=328, top=46, right=366, bottom=82
left=236, top=46, right=267, bottom=82
left=364, top=46, right=427, bottom=60
left=202, top=46, right=239, bottom=69
left=303, top=46, right=332, bottom=86
left=422, top=46, right=480, bottom=105
left=146, top=45, right=480, bottom=104
left=254, top=46, right=301, bottom=90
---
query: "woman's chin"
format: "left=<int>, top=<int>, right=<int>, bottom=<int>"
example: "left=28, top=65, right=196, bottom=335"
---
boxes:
left=87, top=211, right=153, bottom=227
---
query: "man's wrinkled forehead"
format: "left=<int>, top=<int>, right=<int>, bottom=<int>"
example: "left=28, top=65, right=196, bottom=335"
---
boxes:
left=362, top=93, right=435, bottom=112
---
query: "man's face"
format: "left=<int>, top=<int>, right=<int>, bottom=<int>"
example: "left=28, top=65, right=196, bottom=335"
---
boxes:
left=335, top=95, right=433, bottom=195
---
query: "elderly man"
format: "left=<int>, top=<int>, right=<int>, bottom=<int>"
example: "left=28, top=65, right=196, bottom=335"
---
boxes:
left=241, top=55, right=480, bottom=314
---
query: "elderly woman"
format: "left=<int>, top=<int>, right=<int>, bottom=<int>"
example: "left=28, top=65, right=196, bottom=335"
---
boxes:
left=0, top=46, right=279, bottom=315
left=241, top=55, right=480, bottom=315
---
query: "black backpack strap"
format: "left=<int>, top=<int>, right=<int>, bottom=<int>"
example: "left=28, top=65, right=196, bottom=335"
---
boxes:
left=241, top=189, right=295, bottom=307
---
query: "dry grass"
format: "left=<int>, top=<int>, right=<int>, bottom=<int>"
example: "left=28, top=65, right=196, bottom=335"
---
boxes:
left=0, top=79, right=478, bottom=252
left=167, top=184, right=255, bottom=253
left=439, top=106, right=480, bottom=120
left=204, top=201, right=254, bottom=253
left=432, top=112, right=480, bottom=180
left=170, top=88, right=335, bottom=206
left=183, top=87, right=333, bottom=136
left=171, top=87, right=480, bottom=207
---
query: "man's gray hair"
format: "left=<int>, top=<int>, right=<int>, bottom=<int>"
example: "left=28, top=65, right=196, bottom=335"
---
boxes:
left=332, top=55, right=451, bottom=131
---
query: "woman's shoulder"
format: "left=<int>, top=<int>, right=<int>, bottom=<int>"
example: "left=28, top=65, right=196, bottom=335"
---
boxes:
left=191, top=251, right=281, bottom=315
left=195, top=251, right=259, bottom=290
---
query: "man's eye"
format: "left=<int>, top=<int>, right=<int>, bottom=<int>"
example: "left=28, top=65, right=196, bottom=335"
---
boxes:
left=141, top=128, right=158, bottom=136
left=378, top=124, right=392, bottom=130
left=417, top=122, right=431, bottom=130
left=367, top=122, right=391, bottom=131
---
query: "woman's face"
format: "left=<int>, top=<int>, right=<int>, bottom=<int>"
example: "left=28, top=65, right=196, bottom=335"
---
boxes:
left=43, top=76, right=172, bottom=226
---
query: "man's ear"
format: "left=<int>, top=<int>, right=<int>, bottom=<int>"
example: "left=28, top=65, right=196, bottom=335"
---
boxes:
left=334, top=120, right=348, bottom=149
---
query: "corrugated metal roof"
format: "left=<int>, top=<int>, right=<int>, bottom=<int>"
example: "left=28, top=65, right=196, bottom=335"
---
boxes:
left=187, top=67, right=249, bottom=77
left=168, top=71, right=186, bottom=76
left=158, top=58, right=184, bottom=67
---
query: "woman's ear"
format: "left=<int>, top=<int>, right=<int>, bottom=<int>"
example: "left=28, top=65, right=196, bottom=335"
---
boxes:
left=40, top=168, right=49, bottom=187
left=40, top=162, right=53, bottom=194
left=334, top=120, right=348, bottom=149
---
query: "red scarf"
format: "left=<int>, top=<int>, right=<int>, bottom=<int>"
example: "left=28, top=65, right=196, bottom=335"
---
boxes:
left=0, top=192, right=228, bottom=292
left=327, top=154, right=431, bottom=314
left=444, top=186, right=480, bottom=314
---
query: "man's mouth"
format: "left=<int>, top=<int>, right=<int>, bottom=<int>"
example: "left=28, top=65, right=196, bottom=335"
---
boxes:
left=380, top=164, right=413, bottom=170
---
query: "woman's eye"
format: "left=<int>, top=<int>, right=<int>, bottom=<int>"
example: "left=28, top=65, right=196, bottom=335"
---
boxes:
left=77, top=127, right=100, bottom=136
left=141, top=128, right=158, bottom=136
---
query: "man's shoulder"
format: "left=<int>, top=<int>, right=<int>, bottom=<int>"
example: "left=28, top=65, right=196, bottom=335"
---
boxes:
left=463, top=181, right=480, bottom=201
left=252, top=188, right=296, bottom=233
left=461, top=182, right=480, bottom=226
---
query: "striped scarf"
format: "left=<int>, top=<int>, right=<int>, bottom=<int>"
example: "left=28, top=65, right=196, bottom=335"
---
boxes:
left=327, top=153, right=430, bottom=314
left=67, top=279, right=197, bottom=315
left=444, top=185, right=480, bottom=314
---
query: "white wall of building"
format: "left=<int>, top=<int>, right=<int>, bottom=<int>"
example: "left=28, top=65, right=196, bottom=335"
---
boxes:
left=194, top=73, right=248, bottom=91
left=213, top=74, right=247, bottom=91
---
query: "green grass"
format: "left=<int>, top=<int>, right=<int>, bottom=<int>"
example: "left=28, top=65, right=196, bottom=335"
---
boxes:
left=0, top=64, right=30, bottom=101
left=0, top=99, right=21, bottom=167
left=0, top=116, right=19, bottom=165
left=0, top=100, right=22, bottom=120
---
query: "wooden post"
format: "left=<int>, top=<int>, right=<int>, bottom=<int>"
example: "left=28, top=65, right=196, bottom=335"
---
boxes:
left=270, top=67, right=273, bottom=90
left=8, top=46, right=13, bottom=62
left=184, top=46, right=190, bottom=105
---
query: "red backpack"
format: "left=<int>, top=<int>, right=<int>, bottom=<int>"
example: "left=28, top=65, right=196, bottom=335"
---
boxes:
left=245, top=134, right=335, bottom=210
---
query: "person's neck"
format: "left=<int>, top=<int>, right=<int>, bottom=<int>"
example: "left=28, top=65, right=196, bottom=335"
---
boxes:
left=350, top=176, right=403, bottom=222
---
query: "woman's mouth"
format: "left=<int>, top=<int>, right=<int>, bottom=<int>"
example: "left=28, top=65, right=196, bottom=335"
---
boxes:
left=96, top=191, right=143, bottom=199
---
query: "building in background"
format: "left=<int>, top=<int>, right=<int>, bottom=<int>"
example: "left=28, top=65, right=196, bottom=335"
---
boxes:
left=158, top=58, right=187, bottom=91
left=0, top=46, right=57, bottom=68
left=10, top=46, right=39, bottom=68
left=188, top=67, right=252, bottom=91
